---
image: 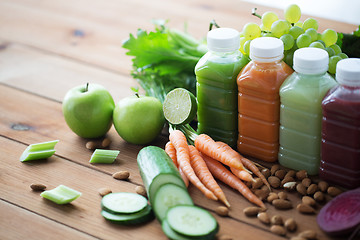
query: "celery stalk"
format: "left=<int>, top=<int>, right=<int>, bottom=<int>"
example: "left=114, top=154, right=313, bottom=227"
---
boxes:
left=40, top=185, right=81, bottom=204
left=89, top=149, right=120, bottom=164
left=20, top=140, right=59, bottom=162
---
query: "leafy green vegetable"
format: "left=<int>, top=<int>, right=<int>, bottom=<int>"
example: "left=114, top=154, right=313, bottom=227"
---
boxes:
left=337, top=25, right=360, bottom=58
left=122, top=20, right=207, bottom=103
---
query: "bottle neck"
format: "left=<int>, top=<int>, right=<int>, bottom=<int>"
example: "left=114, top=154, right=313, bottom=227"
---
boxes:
left=209, top=49, right=240, bottom=57
left=297, top=72, right=327, bottom=77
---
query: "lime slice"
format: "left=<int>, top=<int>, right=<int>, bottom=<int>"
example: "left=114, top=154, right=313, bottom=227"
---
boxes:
left=163, top=88, right=197, bottom=125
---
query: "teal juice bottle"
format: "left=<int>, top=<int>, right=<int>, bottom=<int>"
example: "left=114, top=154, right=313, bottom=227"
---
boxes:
left=278, top=48, right=337, bottom=175
left=195, top=28, right=248, bottom=148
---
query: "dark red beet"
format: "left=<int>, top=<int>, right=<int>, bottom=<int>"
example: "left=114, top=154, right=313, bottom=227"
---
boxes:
left=317, top=188, right=360, bottom=236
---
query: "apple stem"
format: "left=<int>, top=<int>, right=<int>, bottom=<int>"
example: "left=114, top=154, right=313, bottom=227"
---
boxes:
left=135, top=92, right=140, bottom=98
left=85, top=82, right=89, bottom=92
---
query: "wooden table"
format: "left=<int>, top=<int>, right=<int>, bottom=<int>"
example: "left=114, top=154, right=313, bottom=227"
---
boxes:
left=0, top=0, right=357, bottom=239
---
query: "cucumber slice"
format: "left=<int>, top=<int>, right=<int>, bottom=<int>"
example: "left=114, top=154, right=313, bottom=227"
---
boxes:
left=137, top=146, right=186, bottom=202
left=153, top=184, right=193, bottom=221
left=162, top=219, right=192, bottom=240
left=101, top=204, right=154, bottom=225
left=101, top=192, right=148, bottom=214
left=166, top=205, right=218, bottom=238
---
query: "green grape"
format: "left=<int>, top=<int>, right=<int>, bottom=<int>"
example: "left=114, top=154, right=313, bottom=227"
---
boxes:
left=309, top=41, right=325, bottom=49
left=317, top=33, right=322, bottom=40
left=329, top=44, right=341, bottom=55
left=316, top=40, right=326, bottom=47
left=280, top=34, right=294, bottom=50
left=303, top=18, right=318, bottom=31
left=305, top=28, right=318, bottom=42
left=338, top=53, right=348, bottom=59
left=262, top=11, right=279, bottom=30
left=243, top=22, right=261, bottom=40
left=289, top=26, right=304, bottom=39
left=325, top=47, right=335, bottom=57
left=261, top=32, right=274, bottom=37
left=271, top=20, right=290, bottom=38
left=328, top=55, right=342, bottom=74
left=321, top=29, right=338, bottom=47
left=295, top=21, right=303, bottom=28
left=284, top=4, right=301, bottom=23
left=243, top=40, right=251, bottom=55
left=296, top=34, right=311, bottom=48
left=239, top=37, right=247, bottom=55
left=284, top=50, right=295, bottom=67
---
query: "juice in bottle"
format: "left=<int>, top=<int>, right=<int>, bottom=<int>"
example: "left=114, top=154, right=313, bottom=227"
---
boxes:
left=320, top=58, right=360, bottom=188
left=237, top=37, right=293, bottom=162
left=195, top=28, right=249, bottom=148
left=278, top=48, right=337, bottom=175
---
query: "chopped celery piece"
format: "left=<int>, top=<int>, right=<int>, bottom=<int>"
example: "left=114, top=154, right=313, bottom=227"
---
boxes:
left=40, top=185, right=81, bottom=204
left=89, top=149, right=120, bottom=164
left=20, top=140, right=59, bottom=162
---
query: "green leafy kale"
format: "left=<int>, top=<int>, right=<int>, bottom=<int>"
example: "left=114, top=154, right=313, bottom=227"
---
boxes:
left=122, top=20, right=207, bottom=102
left=337, top=25, right=360, bottom=58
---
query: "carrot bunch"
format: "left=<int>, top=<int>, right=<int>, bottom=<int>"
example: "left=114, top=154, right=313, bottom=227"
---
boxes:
left=166, top=129, right=268, bottom=209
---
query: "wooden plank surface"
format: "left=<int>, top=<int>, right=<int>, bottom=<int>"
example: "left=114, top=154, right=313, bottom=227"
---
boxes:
left=0, top=0, right=358, bottom=239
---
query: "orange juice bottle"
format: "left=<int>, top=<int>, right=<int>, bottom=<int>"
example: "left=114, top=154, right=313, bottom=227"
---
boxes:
left=237, top=37, right=293, bottom=162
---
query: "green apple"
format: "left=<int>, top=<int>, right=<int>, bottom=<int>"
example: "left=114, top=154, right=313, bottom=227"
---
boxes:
left=113, top=94, right=165, bottom=145
left=62, top=83, right=115, bottom=138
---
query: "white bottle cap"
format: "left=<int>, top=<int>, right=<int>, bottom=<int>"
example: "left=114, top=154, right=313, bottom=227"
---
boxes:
left=250, top=37, right=284, bottom=62
left=293, top=48, right=329, bottom=74
left=336, top=58, right=360, bottom=87
left=207, top=28, right=240, bottom=52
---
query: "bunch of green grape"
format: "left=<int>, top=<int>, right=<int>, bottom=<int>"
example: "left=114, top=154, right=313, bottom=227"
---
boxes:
left=239, top=4, right=348, bottom=74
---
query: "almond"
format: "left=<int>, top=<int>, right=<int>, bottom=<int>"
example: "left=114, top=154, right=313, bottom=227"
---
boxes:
left=261, top=168, right=271, bottom=178
left=281, top=176, right=295, bottom=187
left=314, top=191, right=325, bottom=202
left=254, top=188, right=269, bottom=201
left=284, top=218, right=297, bottom=232
left=257, top=212, right=270, bottom=225
left=112, top=170, right=130, bottom=180
left=327, top=186, right=342, bottom=197
left=274, top=169, right=286, bottom=180
left=284, top=170, right=296, bottom=179
left=302, top=196, right=316, bottom=206
left=216, top=206, right=229, bottom=217
left=30, top=183, right=47, bottom=191
left=270, top=225, right=286, bottom=236
left=252, top=177, right=263, bottom=189
left=307, top=184, right=318, bottom=195
left=243, top=206, right=263, bottom=217
left=296, top=170, right=308, bottom=180
left=271, top=215, right=283, bottom=225
left=298, top=230, right=317, bottom=239
left=135, top=185, right=147, bottom=197
left=296, top=183, right=307, bottom=196
left=271, top=164, right=281, bottom=175
left=267, top=192, right=279, bottom=203
left=290, top=237, right=306, bottom=240
left=278, top=191, right=288, bottom=200
left=272, top=199, right=293, bottom=210
left=85, top=141, right=98, bottom=150
left=301, top=178, right=312, bottom=187
left=283, top=181, right=297, bottom=191
left=318, top=181, right=329, bottom=192
left=98, top=187, right=112, bottom=197
left=101, top=138, right=111, bottom=148
left=268, top=176, right=281, bottom=188
left=297, top=203, right=316, bottom=214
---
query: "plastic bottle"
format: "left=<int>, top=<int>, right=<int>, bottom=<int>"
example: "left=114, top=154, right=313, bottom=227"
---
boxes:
left=278, top=48, right=337, bottom=175
left=237, top=37, right=293, bottom=162
left=195, top=28, right=249, bottom=148
left=320, top=58, right=360, bottom=188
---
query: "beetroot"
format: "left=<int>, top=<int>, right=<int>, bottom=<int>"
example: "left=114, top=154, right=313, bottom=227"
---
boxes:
left=317, top=188, right=360, bottom=236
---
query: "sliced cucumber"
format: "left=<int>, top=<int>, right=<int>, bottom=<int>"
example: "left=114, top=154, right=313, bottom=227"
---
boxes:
left=166, top=205, right=218, bottom=238
left=153, top=184, right=193, bottom=221
left=101, top=204, right=154, bottom=225
left=137, top=146, right=186, bottom=202
left=101, top=192, right=148, bottom=214
left=162, top=219, right=192, bottom=240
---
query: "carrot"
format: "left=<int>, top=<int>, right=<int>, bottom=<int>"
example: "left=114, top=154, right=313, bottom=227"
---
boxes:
left=188, top=145, right=230, bottom=207
left=194, top=134, right=252, bottom=181
left=230, top=167, right=254, bottom=182
left=169, top=130, right=217, bottom=201
left=202, top=153, right=266, bottom=209
left=216, top=141, right=271, bottom=190
left=165, top=141, right=189, bottom=187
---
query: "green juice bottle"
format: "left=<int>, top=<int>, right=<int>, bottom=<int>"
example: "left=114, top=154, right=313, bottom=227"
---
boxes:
left=278, top=48, right=337, bottom=175
left=195, top=28, right=248, bottom=148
